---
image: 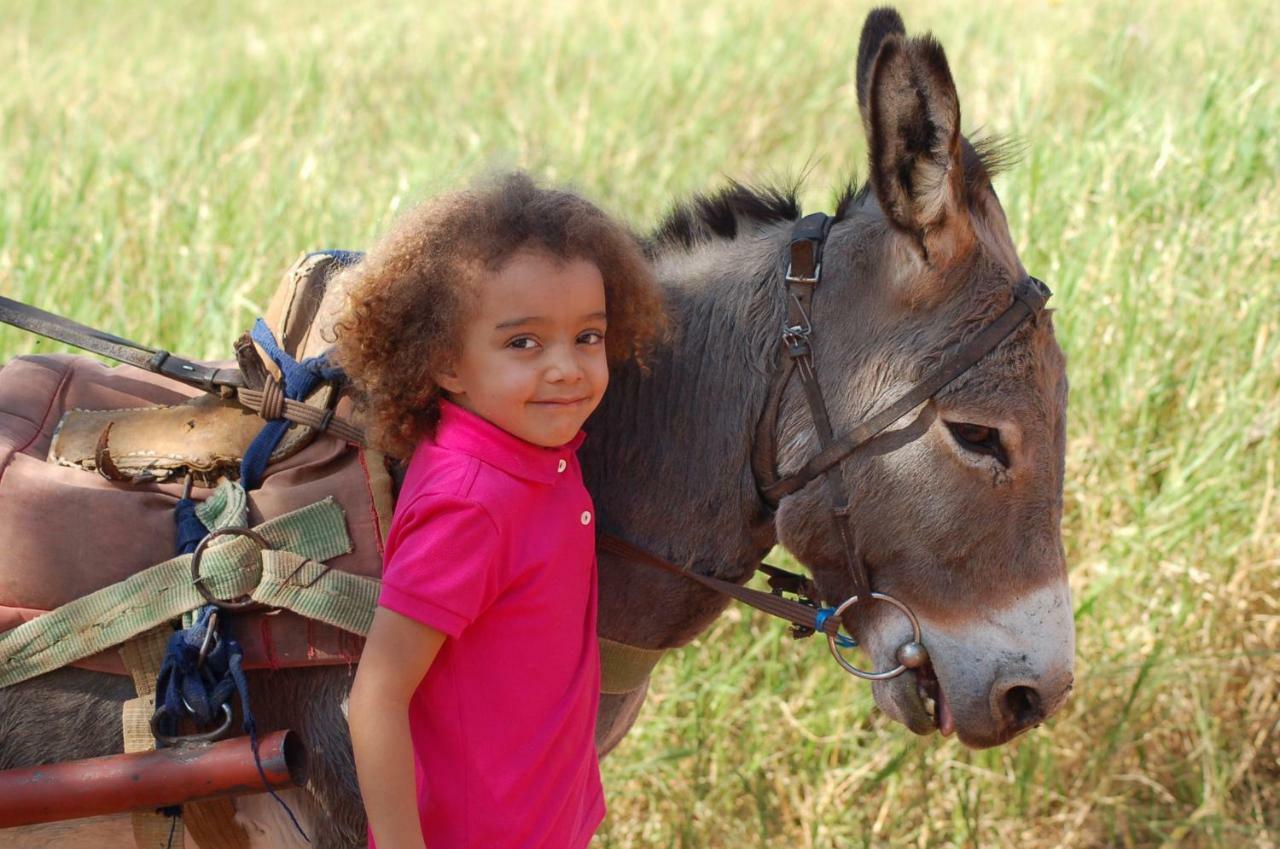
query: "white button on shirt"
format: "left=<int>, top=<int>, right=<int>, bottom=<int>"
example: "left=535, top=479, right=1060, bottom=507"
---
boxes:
left=580, top=511, right=592, bottom=525
left=557, top=459, right=567, bottom=473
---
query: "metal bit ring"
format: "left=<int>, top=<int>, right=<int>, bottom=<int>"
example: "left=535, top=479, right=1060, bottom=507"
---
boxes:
left=826, top=592, right=925, bottom=681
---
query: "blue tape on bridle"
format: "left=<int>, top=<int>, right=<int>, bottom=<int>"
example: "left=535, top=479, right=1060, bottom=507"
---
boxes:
left=814, top=608, right=857, bottom=648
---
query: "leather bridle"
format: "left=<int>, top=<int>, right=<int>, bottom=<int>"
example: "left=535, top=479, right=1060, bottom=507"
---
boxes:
left=609, top=211, right=1052, bottom=681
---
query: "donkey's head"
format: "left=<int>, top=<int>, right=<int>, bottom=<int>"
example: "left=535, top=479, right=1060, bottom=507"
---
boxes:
left=773, top=8, right=1073, bottom=748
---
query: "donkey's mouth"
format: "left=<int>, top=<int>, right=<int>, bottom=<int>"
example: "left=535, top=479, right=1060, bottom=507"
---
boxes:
left=914, top=661, right=955, bottom=737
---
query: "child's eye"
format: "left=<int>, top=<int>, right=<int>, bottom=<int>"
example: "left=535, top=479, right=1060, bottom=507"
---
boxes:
left=578, top=331, right=605, bottom=345
left=507, top=337, right=540, bottom=351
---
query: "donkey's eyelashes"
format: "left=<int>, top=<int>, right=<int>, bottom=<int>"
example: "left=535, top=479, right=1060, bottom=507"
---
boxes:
left=945, top=421, right=1010, bottom=467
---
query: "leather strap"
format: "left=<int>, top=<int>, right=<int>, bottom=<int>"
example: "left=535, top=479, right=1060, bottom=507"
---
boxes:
left=0, top=294, right=370, bottom=446
left=599, top=534, right=847, bottom=640
left=774, top=214, right=873, bottom=599
left=0, top=295, right=245, bottom=393
left=762, top=276, right=1050, bottom=502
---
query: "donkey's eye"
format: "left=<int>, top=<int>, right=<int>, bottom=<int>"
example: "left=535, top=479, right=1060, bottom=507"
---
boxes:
left=946, top=422, right=1009, bottom=467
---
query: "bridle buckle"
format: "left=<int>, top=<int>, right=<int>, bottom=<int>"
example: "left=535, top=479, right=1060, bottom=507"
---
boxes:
left=784, top=260, right=821, bottom=286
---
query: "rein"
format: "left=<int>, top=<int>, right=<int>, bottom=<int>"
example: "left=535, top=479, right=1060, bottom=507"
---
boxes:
left=607, top=212, right=1051, bottom=681
left=0, top=295, right=367, bottom=445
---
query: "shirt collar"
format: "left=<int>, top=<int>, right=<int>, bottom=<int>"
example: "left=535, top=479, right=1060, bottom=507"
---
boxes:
left=430, top=398, right=587, bottom=484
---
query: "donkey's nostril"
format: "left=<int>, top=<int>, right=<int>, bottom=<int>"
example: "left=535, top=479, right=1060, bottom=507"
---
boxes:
left=1003, top=685, right=1044, bottom=730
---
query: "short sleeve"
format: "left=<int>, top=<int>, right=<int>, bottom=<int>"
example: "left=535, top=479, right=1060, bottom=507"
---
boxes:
left=378, top=494, right=503, bottom=638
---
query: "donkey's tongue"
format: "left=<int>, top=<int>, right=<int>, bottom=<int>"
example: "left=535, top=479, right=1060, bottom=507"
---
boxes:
left=938, top=688, right=956, bottom=737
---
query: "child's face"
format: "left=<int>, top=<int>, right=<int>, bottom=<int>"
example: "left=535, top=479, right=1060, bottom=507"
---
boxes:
left=435, top=249, right=609, bottom=448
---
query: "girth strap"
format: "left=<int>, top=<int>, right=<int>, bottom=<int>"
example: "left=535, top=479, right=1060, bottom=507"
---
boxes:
left=0, top=488, right=365, bottom=689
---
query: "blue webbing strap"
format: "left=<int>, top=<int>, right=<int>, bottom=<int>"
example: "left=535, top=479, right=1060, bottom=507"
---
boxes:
left=238, top=318, right=346, bottom=491
left=174, top=497, right=207, bottom=555
left=154, top=607, right=310, bottom=843
left=162, top=492, right=309, bottom=841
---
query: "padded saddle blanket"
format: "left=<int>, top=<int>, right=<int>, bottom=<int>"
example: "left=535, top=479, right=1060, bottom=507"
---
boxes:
left=0, top=353, right=391, bottom=674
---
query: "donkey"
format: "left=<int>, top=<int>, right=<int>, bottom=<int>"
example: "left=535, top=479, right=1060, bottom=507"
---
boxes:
left=0, top=8, right=1072, bottom=848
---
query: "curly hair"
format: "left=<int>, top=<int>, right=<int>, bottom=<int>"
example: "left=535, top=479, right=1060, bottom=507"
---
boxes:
left=331, top=171, right=668, bottom=459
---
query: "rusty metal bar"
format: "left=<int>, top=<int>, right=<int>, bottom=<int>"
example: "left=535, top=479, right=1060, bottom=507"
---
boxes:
left=0, top=730, right=306, bottom=828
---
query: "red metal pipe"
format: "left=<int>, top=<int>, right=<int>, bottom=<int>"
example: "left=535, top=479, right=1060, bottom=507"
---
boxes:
left=0, top=729, right=307, bottom=828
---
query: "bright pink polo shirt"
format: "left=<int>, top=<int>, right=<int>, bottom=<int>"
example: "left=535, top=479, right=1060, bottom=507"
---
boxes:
left=375, top=399, right=604, bottom=849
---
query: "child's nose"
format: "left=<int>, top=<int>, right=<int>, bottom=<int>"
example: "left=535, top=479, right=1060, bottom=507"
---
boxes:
left=546, top=344, right=585, bottom=383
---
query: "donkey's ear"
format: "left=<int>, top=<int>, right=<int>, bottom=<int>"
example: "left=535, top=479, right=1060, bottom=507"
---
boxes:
left=866, top=33, right=972, bottom=267
left=856, top=7, right=906, bottom=130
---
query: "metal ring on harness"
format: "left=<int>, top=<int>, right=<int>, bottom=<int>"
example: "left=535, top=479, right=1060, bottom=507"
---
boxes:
left=826, top=592, right=929, bottom=681
left=190, top=527, right=272, bottom=611
left=149, top=702, right=235, bottom=746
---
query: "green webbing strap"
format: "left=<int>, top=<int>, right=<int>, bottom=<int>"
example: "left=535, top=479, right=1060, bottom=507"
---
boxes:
left=253, top=551, right=379, bottom=637
left=598, top=636, right=666, bottom=695
left=195, top=479, right=249, bottom=530
left=0, top=493, right=358, bottom=688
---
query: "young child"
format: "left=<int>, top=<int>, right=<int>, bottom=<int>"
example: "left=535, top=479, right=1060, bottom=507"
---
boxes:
left=335, top=172, right=666, bottom=849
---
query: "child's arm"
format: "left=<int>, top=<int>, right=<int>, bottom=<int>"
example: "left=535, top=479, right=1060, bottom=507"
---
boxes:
left=349, top=606, right=447, bottom=849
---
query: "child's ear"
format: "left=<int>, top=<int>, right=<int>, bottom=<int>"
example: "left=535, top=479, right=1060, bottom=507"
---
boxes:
left=432, top=367, right=464, bottom=395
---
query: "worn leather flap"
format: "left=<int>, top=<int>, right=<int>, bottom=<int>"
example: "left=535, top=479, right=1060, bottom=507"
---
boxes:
left=257, top=251, right=344, bottom=381
left=48, top=381, right=334, bottom=478
left=46, top=252, right=347, bottom=479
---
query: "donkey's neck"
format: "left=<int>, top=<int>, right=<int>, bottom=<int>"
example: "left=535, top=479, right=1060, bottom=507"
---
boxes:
left=581, top=229, right=789, bottom=647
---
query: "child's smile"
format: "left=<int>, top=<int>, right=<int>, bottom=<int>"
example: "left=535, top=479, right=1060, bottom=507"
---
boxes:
left=435, top=249, right=609, bottom=448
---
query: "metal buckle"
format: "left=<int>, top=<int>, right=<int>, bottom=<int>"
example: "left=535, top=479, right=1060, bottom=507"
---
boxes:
left=190, top=527, right=272, bottom=611
left=784, top=260, right=821, bottom=285
left=197, top=610, right=220, bottom=667
left=782, top=292, right=815, bottom=355
left=825, top=592, right=929, bottom=681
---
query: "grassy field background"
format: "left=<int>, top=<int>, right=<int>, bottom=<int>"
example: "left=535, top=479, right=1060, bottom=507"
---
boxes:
left=2, top=0, right=1277, bottom=846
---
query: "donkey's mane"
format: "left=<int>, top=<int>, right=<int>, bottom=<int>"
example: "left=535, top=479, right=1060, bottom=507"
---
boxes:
left=649, top=135, right=1020, bottom=257
left=646, top=180, right=801, bottom=256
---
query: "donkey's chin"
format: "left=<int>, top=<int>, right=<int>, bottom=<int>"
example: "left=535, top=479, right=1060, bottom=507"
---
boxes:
left=860, top=632, right=1028, bottom=749
left=871, top=673, right=937, bottom=736
left=871, top=669, right=1018, bottom=749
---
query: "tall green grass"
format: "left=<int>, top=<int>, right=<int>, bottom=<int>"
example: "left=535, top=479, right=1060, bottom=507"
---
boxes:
left=2, top=0, right=1276, bottom=845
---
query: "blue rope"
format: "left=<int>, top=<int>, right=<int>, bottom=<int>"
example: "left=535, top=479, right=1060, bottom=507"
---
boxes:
left=164, top=495, right=310, bottom=841
left=155, top=606, right=310, bottom=843
left=174, top=497, right=207, bottom=555
left=238, top=318, right=346, bottom=491
left=814, top=608, right=857, bottom=648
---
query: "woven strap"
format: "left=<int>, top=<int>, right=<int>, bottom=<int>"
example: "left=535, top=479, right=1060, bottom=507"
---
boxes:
left=598, top=636, right=666, bottom=695
left=0, top=497, right=357, bottom=688
left=120, top=627, right=187, bottom=849
left=253, top=551, right=379, bottom=637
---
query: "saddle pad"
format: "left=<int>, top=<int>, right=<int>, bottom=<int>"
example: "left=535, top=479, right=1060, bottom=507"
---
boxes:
left=0, top=354, right=390, bottom=615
